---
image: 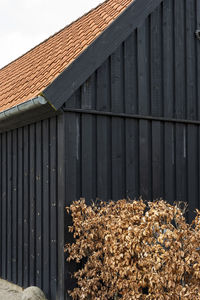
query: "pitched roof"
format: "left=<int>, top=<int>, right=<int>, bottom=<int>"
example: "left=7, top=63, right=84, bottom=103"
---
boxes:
left=0, top=0, right=133, bottom=113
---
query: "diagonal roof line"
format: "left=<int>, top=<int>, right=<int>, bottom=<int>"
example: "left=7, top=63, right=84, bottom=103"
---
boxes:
left=0, top=0, right=134, bottom=113
left=0, top=1, right=105, bottom=72
left=43, top=0, right=164, bottom=110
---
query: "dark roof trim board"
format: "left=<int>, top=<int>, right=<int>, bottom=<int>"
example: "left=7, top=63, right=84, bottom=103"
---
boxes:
left=43, top=0, right=164, bottom=110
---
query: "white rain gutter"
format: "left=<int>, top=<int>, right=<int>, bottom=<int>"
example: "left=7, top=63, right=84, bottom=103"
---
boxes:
left=0, top=95, right=47, bottom=121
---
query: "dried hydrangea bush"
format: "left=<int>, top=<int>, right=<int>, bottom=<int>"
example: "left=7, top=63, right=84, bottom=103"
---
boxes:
left=66, top=199, right=200, bottom=299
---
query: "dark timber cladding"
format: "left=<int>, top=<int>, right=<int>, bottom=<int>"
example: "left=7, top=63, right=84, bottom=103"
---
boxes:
left=0, top=116, right=62, bottom=300
left=43, top=0, right=164, bottom=109
left=63, top=1, right=200, bottom=296
left=0, top=0, right=200, bottom=299
left=64, top=0, right=200, bottom=231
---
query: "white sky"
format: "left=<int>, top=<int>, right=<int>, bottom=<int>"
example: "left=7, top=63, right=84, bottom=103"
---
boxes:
left=0, top=0, right=103, bottom=69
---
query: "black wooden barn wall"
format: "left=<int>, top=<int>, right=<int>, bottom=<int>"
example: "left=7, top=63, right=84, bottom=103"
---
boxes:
left=64, top=0, right=200, bottom=234
left=0, top=116, right=63, bottom=300
left=0, top=0, right=199, bottom=299
left=64, top=0, right=200, bottom=231
left=63, top=0, right=200, bottom=295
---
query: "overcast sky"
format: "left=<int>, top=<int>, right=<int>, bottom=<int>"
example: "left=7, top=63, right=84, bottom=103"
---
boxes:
left=0, top=0, right=103, bottom=69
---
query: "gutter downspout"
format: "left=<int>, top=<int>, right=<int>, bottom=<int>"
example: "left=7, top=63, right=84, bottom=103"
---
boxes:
left=0, top=95, right=47, bottom=122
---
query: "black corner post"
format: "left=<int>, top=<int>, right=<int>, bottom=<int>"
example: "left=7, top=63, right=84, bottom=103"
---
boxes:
left=57, top=113, right=66, bottom=300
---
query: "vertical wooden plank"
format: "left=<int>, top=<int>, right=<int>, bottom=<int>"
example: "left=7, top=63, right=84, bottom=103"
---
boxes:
left=96, top=59, right=112, bottom=200
left=186, top=0, right=197, bottom=120
left=65, top=112, right=81, bottom=295
left=36, top=122, right=42, bottom=288
left=150, top=5, right=163, bottom=116
left=139, top=121, right=152, bottom=200
left=187, top=125, right=198, bottom=222
left=110, top=45, right=124, bottom=113
left=186, top=0, right=198, bottom=220
left=125, top=119, right=139, bottom=199
left=96, top=116, right=112, bottom=201
left=164, top=123, right=175, bottom=204
left=199, top=0, right=200, bottom=215
left=65, top=113, right=81, bottom=204
left=96, top=59, right=111, bottom=112
left=12, top=130, right=18, bottom=283
left=124, top=30, right=139, bottom=200
left=111, top=45, right=125, bottom=200
left=29, top=124, right=36, bottom=286
left=23, top=126, right=29, bottom=287
left=150, top=5, right=164, bottom=200
left=81, top=74, right=96, bottom=110
left=81, top=115, right=97, bottom=201
left=42, top=119, right=50, bottom=298
left=111, top=118, right=125, bottom=200
left=17, top=128, right=23, bottom=286
left=2, top=133, right=7, bottom=278
left=50, top=117, right=57, bottom=299
left=137, top=19, right=150, bottom=116
left=7, top=131, right=12, bottom=281
left=81, top=74, right=97, bottom=202
left=124, top=31, right=138, bottom=115
left=138, top=18, right=152, bottom=200
left=57, top=114, right=65, bottom=300
left=152, top=122, right=164, bottom=199
left=174, top=0, right=186, bottom=119
left=197, top=0, right=200, bottom=120
left=162, top=0, right=175, bottom=204
left=175, top=124, right=187, bottom=204
left=199, top=127, right=200, bottom=212
left=163, top=0, right=174, bottom=118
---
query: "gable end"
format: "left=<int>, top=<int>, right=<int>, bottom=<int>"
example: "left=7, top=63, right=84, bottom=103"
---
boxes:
left=43, top=0, right=164, bottom=110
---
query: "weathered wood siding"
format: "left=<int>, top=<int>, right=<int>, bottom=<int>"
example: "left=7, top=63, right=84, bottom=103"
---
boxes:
left=0, top=116, right=63, bottom=300
left=64, top=0, right=199, bottom=225
left=63, top=0, right=200, bottom=288
left=0, top=0, right=199, bottom=299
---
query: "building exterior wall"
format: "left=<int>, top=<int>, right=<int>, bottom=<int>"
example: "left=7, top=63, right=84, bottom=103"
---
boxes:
left=0, top=0, right=199, bottom=299
left=63, top=0, right=200, bottom=295
left=0, top=116, right=63, bottom=300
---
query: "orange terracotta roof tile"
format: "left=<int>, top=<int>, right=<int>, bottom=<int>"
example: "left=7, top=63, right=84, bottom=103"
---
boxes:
left=0, top=0, right=134, bottom=112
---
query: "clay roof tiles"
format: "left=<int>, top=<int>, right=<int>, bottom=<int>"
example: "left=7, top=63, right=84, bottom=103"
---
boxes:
left=0, top=0, right=133, bottom=112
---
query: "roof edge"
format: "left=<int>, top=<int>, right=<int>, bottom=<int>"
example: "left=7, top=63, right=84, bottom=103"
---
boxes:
left=0, top=96, right=59, bottom=133
left=0, top=1, right=105, bottom=72
left=0, top=96, right=47, bottom=121
left=43, top=0, right=163, bottom=110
